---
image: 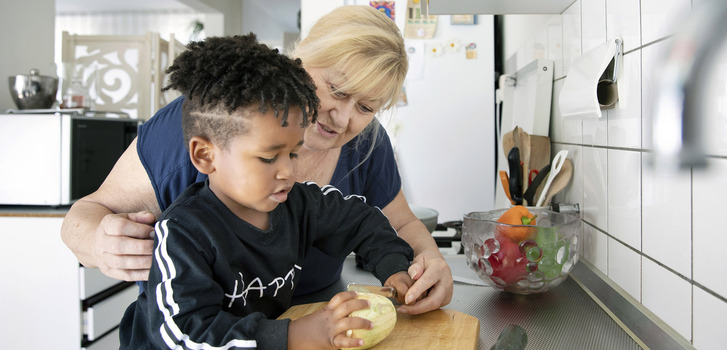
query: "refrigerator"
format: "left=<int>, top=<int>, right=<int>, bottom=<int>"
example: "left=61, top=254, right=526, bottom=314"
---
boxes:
left=301, top=0, right=496, bottom=222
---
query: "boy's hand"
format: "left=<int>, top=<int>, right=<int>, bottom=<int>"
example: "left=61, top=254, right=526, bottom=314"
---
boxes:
left=288, top=291, right=373, bottom=350
left=384, top=271, right=418, bottom=306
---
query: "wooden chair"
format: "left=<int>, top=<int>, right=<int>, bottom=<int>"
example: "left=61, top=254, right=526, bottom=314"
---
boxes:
left=61, top=31, right=185, bottom=120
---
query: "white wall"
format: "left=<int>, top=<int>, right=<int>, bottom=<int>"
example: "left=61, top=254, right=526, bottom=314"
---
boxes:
left=0, top=0, right=56, bottom=110
left=241, top=0, right=300, bottom=49
left=182, top=0, right=242, bottom=35
left=503, top=0, right=727, bottom=348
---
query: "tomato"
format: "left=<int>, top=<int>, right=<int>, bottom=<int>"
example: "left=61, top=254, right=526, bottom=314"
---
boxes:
left=488, top=235, right=528, bottom=285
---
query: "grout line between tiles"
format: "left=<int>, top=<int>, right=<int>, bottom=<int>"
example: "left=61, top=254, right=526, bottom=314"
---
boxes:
left=552, top=141, right=727, bottom=160
left=690, top=166, right=694, bottom=342
left=639, top=150, right=644, bottom=303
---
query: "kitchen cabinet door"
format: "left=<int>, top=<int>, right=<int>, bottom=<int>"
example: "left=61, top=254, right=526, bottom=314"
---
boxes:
left=82, top=328, right=119, bottom=350
left=0, top=216, right=80, bottom=349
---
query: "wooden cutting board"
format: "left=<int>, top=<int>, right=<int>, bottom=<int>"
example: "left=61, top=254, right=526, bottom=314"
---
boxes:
left=278, top=302, right=480, bottom=349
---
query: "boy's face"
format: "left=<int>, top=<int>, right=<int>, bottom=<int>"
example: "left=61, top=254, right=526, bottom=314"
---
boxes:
left=204, top=109, right=305, bottom=224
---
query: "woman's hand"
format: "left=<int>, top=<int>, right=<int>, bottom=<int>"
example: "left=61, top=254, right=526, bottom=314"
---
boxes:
left=381, top=190, right=454, bottom=314
left=288, top=291, right=373, bottom=350
left=92, top=211, right=156, bottom=281
left=383, top=271, right=416, bottom=305
left=397, top=250, right=453, bottom=314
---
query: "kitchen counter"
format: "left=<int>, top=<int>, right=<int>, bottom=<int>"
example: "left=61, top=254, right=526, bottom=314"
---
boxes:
left=292, top=255, right=642, bottom=350
left=0, top=205, right=69, bottom=217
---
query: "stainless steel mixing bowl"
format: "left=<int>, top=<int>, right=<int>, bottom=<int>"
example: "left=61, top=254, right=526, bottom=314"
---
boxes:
left=8, top=69, right=58, bottom=109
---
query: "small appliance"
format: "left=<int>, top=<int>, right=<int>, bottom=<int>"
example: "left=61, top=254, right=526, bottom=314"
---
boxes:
left=0, top=109, right=138, bottom=206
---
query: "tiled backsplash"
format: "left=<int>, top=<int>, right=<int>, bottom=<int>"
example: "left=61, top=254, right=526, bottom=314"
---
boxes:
left=503, top=0, right=727, bottom=348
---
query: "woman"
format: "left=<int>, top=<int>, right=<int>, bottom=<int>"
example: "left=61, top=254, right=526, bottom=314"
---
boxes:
left=60, top=5, right=452, bottom=314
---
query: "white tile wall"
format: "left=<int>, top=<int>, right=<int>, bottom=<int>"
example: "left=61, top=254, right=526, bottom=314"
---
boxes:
left=693, top=286, right=727, bottom=350
left=503, top=0, right=727, bottom=346
left=640, top=0, right=692, bottom=45
left=546, top=17, right=564, bottom=79
left=561, top=1, right=581, bottom=77
left=642, top=157, right=691, bottom=277
left=607, top=237, right=640, bottom=301
left=702, top=49, right=727, bottom=157
left=582, top=147, right=608, bottom=230
left=642, top=258, right=692, bottom=340
left=693, top=158, right=727, bottom=297
left=583, top=223, right=608, bottom=272
left=582, top=111, right=608, bottom=146
left=606, top=0, right=641, bottom=52
left=607, top=149, right=641, bottom=249
left=581, top=0, right=607, bottom=51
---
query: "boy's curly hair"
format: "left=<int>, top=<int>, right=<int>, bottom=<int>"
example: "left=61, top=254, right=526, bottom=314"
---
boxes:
left=163, top=33, right=319, bottom=149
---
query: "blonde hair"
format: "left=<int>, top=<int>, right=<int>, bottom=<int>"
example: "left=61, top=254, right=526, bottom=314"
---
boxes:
left=293, top=5, right=407, bottom=111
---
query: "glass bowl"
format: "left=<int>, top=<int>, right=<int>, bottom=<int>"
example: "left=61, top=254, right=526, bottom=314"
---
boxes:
left=462, top=208, right=581, bottom=294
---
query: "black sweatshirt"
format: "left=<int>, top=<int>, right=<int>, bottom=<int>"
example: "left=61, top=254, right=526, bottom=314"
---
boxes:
left=119, top=180, right=413, bottom=350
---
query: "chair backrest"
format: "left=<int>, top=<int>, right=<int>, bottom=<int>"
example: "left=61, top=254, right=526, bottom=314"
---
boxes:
left=61, top=31, right=184, bottom=121
left=152, top=33, right=185, bottom=114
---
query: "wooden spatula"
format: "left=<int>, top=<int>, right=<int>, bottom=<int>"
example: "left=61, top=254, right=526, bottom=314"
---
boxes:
left=519, top=128, right=531, bottom=194
left=540, top=158, right=573, bottom=206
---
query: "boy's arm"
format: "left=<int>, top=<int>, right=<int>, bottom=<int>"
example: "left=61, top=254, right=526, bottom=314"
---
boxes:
left=144, top=219, right=289, bottom=349
left=304, top=183, right=414, bottom=284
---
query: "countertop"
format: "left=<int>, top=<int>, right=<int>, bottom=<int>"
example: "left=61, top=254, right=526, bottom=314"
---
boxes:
left=0, top=205, right=69, bottom=217
left=292, top=255, right=642, bottom=350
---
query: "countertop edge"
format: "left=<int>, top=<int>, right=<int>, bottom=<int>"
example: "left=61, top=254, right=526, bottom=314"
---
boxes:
left=0, top=206, right=70, bottom=218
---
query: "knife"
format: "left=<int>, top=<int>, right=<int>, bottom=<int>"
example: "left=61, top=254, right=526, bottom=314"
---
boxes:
left=347, top=283, right=398, bottom=299
left=507, top=147, right=523, bottom=205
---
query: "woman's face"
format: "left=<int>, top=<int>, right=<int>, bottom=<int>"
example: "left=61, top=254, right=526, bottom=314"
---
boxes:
left=303, top=67, right=383, bottom=151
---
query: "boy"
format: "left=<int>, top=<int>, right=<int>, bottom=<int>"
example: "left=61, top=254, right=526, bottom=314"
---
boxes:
left=119, top=34, right=415, bottom=350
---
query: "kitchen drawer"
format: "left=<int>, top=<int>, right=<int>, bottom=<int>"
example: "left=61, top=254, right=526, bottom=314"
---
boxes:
left=82, top=327, right=119, bottom=350
left=84, top=284, right=137, bottom=341
left=80, top=266, right=122, bottom=299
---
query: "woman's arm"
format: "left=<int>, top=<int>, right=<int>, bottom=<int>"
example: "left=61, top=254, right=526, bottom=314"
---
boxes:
left=381, top=190, right=453, bottom=314
left=60, top=137, right=160, bottom=281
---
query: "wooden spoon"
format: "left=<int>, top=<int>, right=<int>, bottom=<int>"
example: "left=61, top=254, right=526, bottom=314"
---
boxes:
left=502, top=126, right=515, bottom=159
left=528, top=135, right=551, bottom=181
left=540, top=158, right=573, bottom=206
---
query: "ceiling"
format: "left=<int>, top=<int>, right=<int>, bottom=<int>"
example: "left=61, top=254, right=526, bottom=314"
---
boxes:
left=56, top=0, right=192, bottom=13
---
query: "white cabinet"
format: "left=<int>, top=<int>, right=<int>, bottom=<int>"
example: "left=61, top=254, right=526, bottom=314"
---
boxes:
left=0, top=214, right=136, bottom=349
left=83, top=328, right=120, bottom=350
left=85, top=284, right=137, bottom=341
left=0, top=216, right=79, bottom=349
